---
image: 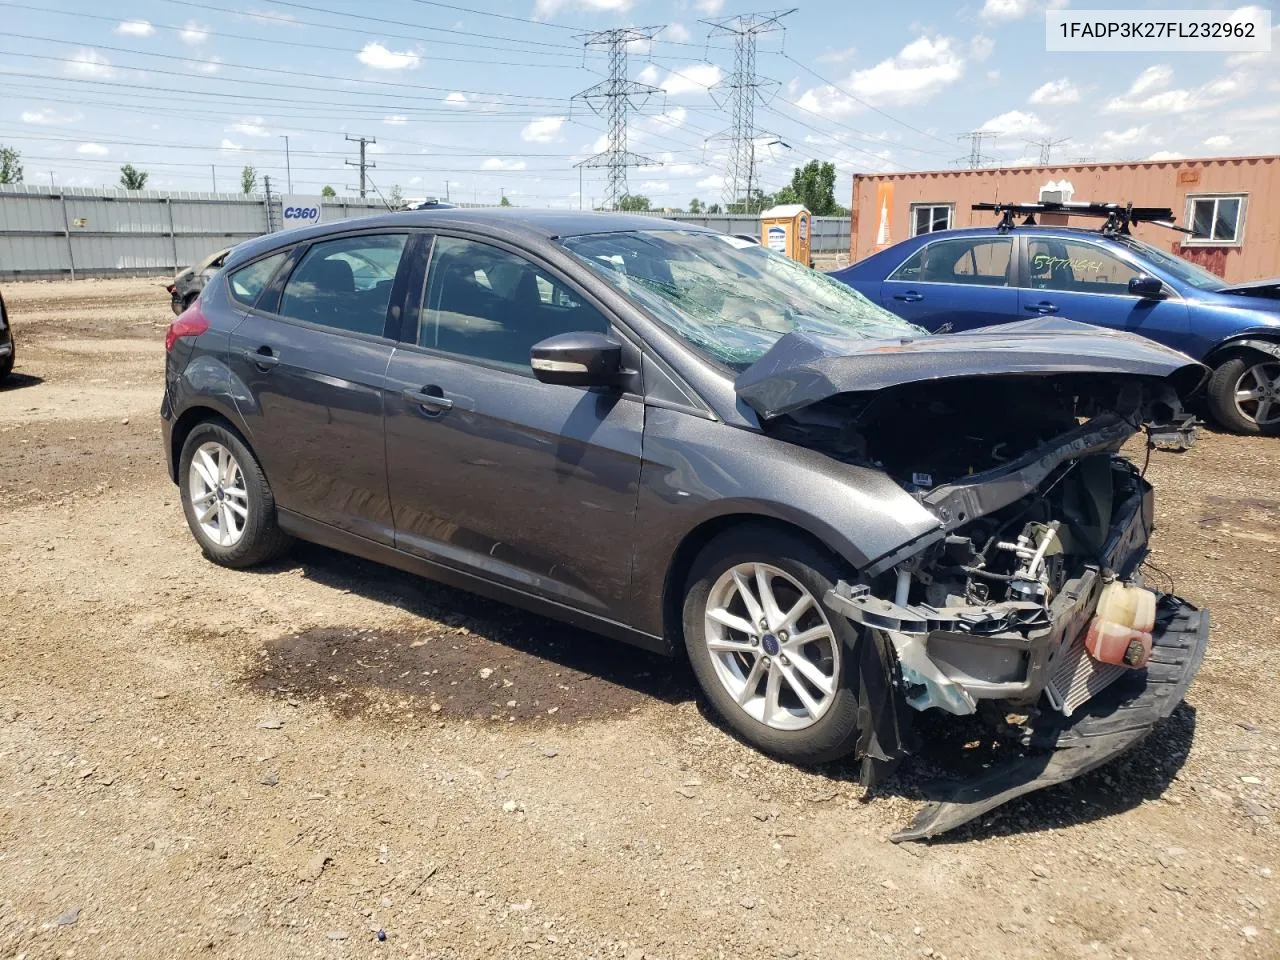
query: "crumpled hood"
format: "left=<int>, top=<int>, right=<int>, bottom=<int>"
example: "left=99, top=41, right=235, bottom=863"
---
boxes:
left=734, top=317, right=1207, bottom=419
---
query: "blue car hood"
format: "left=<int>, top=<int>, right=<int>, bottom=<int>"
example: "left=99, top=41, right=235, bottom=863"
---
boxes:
left=735, top=316, right=1207, bottom=419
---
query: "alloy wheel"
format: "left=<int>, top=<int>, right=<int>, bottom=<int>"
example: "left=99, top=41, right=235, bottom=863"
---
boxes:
left=1234, top=361, right=1280, bottom=428
left=703, top=562, right=840, bottom=731
left=188, top=441, right=249, bottom=547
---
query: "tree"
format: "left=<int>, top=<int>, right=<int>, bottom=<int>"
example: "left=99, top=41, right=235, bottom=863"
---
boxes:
left=617, top=194, right=651, bottom=212
left=688, top=197, right=704, bottom=214
left=778, top=160, right=846, bottom=216
left=240, top=165, right=258, bottom=195
left=387, top=183, right=405, bottom=209
left=706, top=203, right=721, bottom=214
left=119, top=164, right=148, bottom=190
left=499, top=195, right=512, bottom=207
left=0, top=145, right=23, bottom=185
left=321, top=185, right=337, bottom=198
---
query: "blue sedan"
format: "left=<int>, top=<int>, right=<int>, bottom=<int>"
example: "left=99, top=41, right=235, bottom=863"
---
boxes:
left=831, top=225, right=1280, bottom=434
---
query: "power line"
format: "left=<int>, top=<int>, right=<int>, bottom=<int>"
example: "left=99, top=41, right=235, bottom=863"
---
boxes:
left=701, top=9, right=795, bottom=210
left=345, top=135, right=376, bottom=197
left=957, top=131, right=998, bottom=168
left=571, top=27, right=665, bottom=210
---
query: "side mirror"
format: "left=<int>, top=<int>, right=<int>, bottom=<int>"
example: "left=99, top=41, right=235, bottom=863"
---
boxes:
left=530, top=331, right=623, bottom=388
left=1128, top=275, right=1164, bottom=299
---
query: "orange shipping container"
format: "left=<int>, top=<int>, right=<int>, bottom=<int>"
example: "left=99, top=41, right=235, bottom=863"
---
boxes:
left=849, top=155, right=1280, bottom=284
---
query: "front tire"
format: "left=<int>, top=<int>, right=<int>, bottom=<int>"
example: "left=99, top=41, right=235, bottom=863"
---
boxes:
left=682, top=527, right=863, bottom=764
left=1207, top=355, right=1280, bottom=435
left=178, top=422, right=293, bottom=568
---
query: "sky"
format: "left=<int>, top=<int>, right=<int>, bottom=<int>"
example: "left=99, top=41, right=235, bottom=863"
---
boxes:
left=0, top=0, right=1276, bottom=207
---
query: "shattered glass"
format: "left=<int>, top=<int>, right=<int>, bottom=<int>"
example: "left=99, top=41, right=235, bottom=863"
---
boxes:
left=560, top=230, right=924, bottom=370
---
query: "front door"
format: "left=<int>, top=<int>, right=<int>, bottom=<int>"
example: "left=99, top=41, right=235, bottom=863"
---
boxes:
left=384, top=234, right=644, bottom=620
left=879, top=235, right=1019, bottom=332
left=1018, top=236, right=1189, bottom=347
left=227, top=231, right=411, bottom=544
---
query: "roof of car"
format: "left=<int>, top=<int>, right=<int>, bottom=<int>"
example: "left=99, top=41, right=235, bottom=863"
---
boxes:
left=903, top=225, right=1147, bottom=243
left=225, top=209, right=711, bottom=268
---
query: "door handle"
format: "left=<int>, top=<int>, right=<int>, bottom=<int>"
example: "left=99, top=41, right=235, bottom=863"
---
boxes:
left=894, top=291, right=924, bottom=302
left=402, top=386, right=454, bottom=414
left=245, top=346, right=280, bottom=369
left=1026, top=301, right=1059, bottom=314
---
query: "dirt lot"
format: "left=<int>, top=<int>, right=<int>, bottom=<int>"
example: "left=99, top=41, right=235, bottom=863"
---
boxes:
left=1, top=276, right=1277, bottom=960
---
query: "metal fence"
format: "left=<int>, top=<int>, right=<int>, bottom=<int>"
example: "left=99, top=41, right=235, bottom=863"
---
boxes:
left=0, top=186, right=388, bottom=280
left=0, top=186, right=854, bottom=280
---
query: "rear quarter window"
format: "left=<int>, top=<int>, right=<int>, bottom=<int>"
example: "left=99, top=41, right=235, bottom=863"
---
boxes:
left=228, top=252, right=288, bottom=306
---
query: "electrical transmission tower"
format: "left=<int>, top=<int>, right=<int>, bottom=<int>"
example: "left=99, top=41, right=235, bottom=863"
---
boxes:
left=345, top=135, right=377, bottom=198
left=1026, top=137, right=1071, bottom=165
left=572, top=27, right=664, bottom=211
left=956, top=131, right=998, bottom=168
left=702, top=9, right=795, bottom=212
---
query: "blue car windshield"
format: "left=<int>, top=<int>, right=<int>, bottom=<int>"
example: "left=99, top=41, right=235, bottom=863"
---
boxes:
left=1116, top=236, right=1226, bottom=291
left=560, top=229, right=923, bottom=370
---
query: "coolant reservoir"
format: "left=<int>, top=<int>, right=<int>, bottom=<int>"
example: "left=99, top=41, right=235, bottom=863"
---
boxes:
left=1084, top=581, right=1156, bottom=668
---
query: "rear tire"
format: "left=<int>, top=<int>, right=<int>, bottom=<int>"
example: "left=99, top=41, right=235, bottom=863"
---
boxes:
left=178, top=421, right=293, bottom=568
left=1207, top=355, right=1280, bottom=436
left=0, top=338, right=13, bottom=383
left=682, top=526, right=864, bottom=765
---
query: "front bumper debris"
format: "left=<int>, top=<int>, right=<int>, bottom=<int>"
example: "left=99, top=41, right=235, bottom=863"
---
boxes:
left=891, top=595, right=1208, bottom=841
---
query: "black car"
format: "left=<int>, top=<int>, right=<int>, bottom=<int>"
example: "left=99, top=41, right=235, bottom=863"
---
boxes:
left=161, top=210, right=1210, bottom=838
left=0, top=287, right=13, bottom=382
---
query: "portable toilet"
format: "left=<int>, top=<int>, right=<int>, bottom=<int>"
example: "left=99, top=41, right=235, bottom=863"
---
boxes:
left=759, top=204, right=811, bottom=265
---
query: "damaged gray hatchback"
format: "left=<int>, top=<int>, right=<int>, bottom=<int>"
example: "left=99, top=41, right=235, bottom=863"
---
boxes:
left=162, top=213, right=1209, bottom=839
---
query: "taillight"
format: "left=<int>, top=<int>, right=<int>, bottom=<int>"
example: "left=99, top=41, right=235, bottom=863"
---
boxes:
left=165, top=298, right=209, bottom=351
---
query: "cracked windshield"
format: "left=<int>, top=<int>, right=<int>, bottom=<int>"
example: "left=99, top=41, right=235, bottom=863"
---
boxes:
left=561, top=230, right=922, bottom=369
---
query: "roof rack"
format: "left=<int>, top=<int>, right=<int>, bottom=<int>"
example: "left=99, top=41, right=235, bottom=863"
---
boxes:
left=972, top=201, right=1189, bottom=236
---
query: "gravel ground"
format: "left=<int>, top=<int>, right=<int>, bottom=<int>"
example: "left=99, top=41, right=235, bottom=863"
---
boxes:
left=0, top=277, right=1276, bottom=960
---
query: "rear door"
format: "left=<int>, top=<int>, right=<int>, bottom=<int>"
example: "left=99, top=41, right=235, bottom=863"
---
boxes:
left=383, top=232, right=644, bottom=620
left=227, top=230, right=413, bottom=545
left=1017, top=236, right=1188, bottom=346
left=879, top=235, right=1018, bottom=332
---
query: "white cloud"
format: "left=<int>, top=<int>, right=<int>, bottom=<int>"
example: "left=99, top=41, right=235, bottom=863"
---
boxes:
left=22, top=108, right=82, bottom=125
left=987, top=69, right=1001, bottom=82
left=637, top=180, right=670, bottom=194
left=230, top=117, right=269, bottom=137
left=533, top=0, right=632, bottom=17
left=637, top=63, right=660, bottom=85
left=357, top=42, right=421, bottom=71
left=817, top=46, right=857, bottom=64
left=978, top=109, right=1050, bottom=137
left=664, top=23, right=691, bottom=43
left=1147, top=150, right=1184, bottom=161
left=1204, top=134, right=1233, bottom=149
left=695, top=0, right=725, bottom=12
left=981, top=0, right=1028, bottom=22
left=696, top=173, right=725, bottom=189
left=1028, top=77, right=1079, bottom=105
left=521, top=116, right=566, bottom=143
left=969, top=35, right=994, bottom=61
left=482, top=158, right=527, bottom=171
left=66, top=49, right=112, bottom=78
left=1099, top=125, right=1148, bottom=147
left=189, top=56, right=223, bottom=75
left=796, top=35, right=963, bottom=115
left=219, top=139, right=243, bottom=151
left=115, top=20, right=154, bottom=36
left=444, top=91, right=467, bottom=104
left=651, top=105, right=687, bottom=129
left=657, top=63, right=721, bottom=96
left=384, top=115, right=409, bottom=125
left=1105, top=64, right=1246, bottom=114
left=180, top=22, right=210, bottom=45
left=76, top=142, right=108, bottom=156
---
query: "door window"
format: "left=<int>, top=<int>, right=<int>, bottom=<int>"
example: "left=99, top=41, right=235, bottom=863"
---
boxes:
left=889, top=237, right=1012, bottom=286
left=1026, top=238, right=1140, bottom=295
left=228, top=252, right=287, bottom=306
left=278, top=233, right=408, bottom=335
left=419, top=236, right=609, bottom=369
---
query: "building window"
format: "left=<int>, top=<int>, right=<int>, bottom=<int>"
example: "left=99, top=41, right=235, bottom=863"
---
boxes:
left=1185, top=194, right=1246, bottom=245
left=910, top=203, right=953, bottom=236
